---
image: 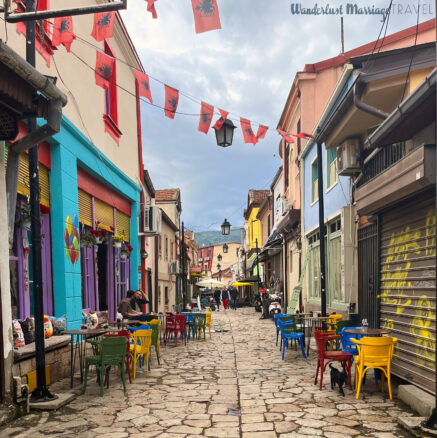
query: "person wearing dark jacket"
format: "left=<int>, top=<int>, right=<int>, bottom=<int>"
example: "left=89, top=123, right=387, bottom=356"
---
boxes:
left=229, top=287, right=238, bottom=310
left=213, top=288, right=221, bottom=311
left=221, top=288, right=230, bottom=310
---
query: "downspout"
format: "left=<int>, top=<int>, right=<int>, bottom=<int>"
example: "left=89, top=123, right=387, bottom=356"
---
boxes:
left=282, top=233, right=288, bottom=311
left=353, top=80, right=389, bottom=120
left=154, top=235, right=158, bottom=313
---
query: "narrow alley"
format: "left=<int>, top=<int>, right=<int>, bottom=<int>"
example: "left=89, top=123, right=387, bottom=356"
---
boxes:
left=0, top=309, right=415, bottom=438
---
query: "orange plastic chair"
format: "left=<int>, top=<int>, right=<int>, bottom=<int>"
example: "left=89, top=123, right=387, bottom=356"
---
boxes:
left=129, top=329, right=152, bottom=379
left=351, top=336, right=398, bottom=400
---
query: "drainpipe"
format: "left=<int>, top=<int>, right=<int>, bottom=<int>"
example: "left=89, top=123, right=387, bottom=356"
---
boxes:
left=353, top=80, right=389, bottom=120
left=282, top=233, right=288, bottom=311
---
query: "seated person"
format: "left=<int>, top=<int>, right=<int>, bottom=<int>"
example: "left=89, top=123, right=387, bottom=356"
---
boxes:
left=118, top=290, right=153, bottom=322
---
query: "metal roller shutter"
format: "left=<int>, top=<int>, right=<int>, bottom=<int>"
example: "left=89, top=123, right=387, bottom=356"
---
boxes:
left=78, top=189, right=92, bottom=227
left=94, top=198, right=114, bottom=230
left=379, top=190, right=435, bottom=393
left=116, top=210, right=130, bottom=242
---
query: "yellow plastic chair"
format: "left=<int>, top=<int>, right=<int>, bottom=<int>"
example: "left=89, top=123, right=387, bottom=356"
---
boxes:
left=206, top=312, right=212, bottom=339
left=129, top=329, right=152, bottom=379
left=351, top=336, right=398, bottom=400
left=148, top=319, right=161, bottom=364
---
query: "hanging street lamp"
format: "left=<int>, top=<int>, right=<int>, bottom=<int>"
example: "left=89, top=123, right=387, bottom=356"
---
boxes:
left=214, top=118, right=236, bottom=147
left=217, top=263, right=221, bottom=270
left=221, top=219, right=231, bottom=235
left=223, top=243, right=229, bottom=253
left=217, top=254, right=222, bottom=262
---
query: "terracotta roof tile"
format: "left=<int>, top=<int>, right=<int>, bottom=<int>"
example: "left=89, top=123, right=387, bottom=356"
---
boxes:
left=155, top=188, right=180, bottom=201
left=249, top=190, right=270, bottom=205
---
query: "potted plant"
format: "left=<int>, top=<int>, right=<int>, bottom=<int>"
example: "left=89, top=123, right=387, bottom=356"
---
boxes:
left=112, top=234, right=124, bottom=248
left=120, top=244, right=133, bottom=259
left=80, top=232, right=97, bottom=248
left=16, top=204, right=31, bottom=230
left=89, top=229, right=103, bottom=244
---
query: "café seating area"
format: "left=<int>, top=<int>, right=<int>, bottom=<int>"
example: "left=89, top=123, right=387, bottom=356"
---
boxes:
left=274, top=312, right=398, bottom=400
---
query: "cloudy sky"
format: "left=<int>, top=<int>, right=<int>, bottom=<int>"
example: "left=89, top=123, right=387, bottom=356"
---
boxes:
left=120, top=0, right=433, bottom=232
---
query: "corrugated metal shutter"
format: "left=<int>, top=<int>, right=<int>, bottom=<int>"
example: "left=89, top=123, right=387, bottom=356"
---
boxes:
left=95, top=198, right=114, bottom=230
left=13, top=151, right=50, bottom=207
left=78, top=189, right=92, bottom=227
left=379, top=190, right=435, bottom=394
left=116, top=210, right=130, bottom=242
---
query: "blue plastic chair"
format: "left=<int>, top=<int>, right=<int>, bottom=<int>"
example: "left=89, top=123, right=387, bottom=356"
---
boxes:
left=274, top=313, right=288, bottom=346
left=278, top=319, right=306, bottom=360
left=339, top=326, right=364, bottom=356
left=181, top=313, right=194, bottom=341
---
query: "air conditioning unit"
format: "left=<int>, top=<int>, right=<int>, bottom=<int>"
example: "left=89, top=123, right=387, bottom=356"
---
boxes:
left=168, top=260, right=180, bottom=275
left=337, top=138, right=361, bottom=175
left=198, top=257, right=203, bottom=262
left=204, top=256, right=210, bottom=261
left=143, top=206, right=162, bottom=235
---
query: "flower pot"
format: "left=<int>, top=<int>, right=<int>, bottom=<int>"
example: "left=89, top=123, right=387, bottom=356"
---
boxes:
left=120, top=253, right=127, bottom=260
left=22, top=220, right=31, bottom=230
left=96, top=236, right=103, bottom=244
left=114, top=241, right=122, bottom=248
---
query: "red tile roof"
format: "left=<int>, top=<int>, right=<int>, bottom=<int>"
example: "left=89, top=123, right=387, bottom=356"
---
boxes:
left=155, top=188, right=180, bottom=201
left=249, top=190, right=270, bottom=205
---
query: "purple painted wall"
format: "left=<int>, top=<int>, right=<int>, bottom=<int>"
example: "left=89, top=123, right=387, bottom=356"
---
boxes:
left=106, top=235, right=115, bottom=321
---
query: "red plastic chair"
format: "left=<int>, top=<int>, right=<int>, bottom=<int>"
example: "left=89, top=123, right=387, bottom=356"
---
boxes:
left=104, top=330, right=132, bottom=384
left=164, top=314, right=187, bottom=346
left=314, top=330, right=352, bottom=391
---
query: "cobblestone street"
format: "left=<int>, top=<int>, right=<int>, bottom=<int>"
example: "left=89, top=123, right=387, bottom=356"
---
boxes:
left=0, top=309, right=418, bottom=438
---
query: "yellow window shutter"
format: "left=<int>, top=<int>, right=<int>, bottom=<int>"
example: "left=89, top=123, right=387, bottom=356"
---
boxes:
left=95, top=198, right=114, bottom=230
left=78, top=189, right=92, bottom=227
left=39, top=165, right=50, bottom=207
left=116, top=210, right=130, bottom=242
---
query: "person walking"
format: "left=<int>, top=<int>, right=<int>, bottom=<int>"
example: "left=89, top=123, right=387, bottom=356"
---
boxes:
left=230, top=287, right=238, bottom=310
left=213, top=288, right=221, bottom=311
left=221, top=288, right=230, bottom=310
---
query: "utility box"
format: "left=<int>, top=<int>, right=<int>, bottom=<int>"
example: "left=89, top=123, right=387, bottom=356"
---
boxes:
left=337, top=138, right=361, bottom=175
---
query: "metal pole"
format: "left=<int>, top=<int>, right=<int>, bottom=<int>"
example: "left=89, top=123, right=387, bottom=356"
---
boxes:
left=181, top=221, right=186, bottom=311
left=421, top=0, right=437, bottom=430
left=317, top=141, right=327, bottom=317
left=256, top=238, right=260, bottom=286
left=25, top=0, right=54, bottom=401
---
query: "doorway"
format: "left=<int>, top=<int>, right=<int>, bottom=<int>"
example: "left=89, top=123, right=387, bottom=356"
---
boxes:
left=97, top=243, right=108, bottom=310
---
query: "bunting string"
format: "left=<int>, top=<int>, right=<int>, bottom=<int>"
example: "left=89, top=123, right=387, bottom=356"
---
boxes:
left=7, top=7, right=313, bottom=145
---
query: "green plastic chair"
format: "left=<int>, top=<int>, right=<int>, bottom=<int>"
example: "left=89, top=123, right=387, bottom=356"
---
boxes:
left=148, top=320, right=161, bottom=365
left=82, top=336, right=127, bottom=397
left=194, top=314, right=206, bottom=340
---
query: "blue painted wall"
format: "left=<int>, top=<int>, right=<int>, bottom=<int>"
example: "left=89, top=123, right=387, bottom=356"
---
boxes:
left=50, top=116, right=141, bottom=328
left=303, top=141, right=351, bottom=234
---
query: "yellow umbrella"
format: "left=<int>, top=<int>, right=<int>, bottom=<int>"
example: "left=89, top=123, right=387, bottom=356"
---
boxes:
left=232, top=281, right=255, bottom=286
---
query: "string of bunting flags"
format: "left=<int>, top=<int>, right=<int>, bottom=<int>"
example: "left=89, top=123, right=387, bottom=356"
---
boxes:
left=28, top=3, right=313, bottom=146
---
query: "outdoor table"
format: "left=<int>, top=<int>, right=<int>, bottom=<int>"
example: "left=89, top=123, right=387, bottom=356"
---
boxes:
left=64, top=328, right=108, bottom=388
left=344, top=328, right=392, bottom=336
left=295, top=316, right=332, bottom=356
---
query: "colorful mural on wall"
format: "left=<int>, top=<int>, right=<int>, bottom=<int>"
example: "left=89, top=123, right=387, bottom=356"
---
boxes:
left=64, top=214, right=80, bottom=264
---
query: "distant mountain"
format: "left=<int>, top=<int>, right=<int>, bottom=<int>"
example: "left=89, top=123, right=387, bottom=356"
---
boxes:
left=196, top=227, right=243, bottom=247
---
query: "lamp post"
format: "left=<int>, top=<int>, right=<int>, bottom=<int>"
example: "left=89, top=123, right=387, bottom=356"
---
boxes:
left=214, top=118, right=236, bottom=147
left=221, top=219, right=231, bottom=235
left=223, top=243, right=228, bottom=253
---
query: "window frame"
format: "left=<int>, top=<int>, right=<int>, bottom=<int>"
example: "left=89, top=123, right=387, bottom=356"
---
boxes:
left=311, top=156, right=319, bottom=205
left=326, top=147, right=338, bottom=192
left=103, top=40, right=122, bottom=144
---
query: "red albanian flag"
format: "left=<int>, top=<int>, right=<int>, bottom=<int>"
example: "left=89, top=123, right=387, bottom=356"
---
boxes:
left=277, top=129, right=295, bottom=144
left=191, top=0, right=221, bottom=34
left=240, top=118, right=258, bottom=145
left=294, top=131, right=315, bottom=139
left=91, top=11, right=115, bottom=42
left=213, top=108, right=229, bottom=130
left=198, top=102, right=214, bottom=134
left=164, top=85, right=179, bottom=119
left=51, top=16, right=76, bottom=52
left=95, top=52, right=115, bottom=90
left=133, top=69, right=153, bottom=104
left=256, top=125, right=269, bottom=141
left=146, top=0, right=158, bottom=18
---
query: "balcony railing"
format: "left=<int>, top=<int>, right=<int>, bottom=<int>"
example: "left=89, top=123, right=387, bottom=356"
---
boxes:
left=357, top=142, right=406, bottom=188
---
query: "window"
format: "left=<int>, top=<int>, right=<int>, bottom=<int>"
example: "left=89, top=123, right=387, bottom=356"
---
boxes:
left=158, top=286, right=161, bottom=305
left=165, top=236, right=168, bottom=260
left=158, top=236, right=162, bottom=258
left=165, top=287, right=169, bottom=305
left=327, top=148, right=338, bottom=189
left=103, top=40, right=122, bottom=144
left=267, top=215, right=271, bottom=237
left=311, top=158, right=318, bottom=204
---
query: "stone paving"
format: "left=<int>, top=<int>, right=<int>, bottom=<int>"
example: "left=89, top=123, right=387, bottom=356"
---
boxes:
left=0, top=308, right=420, bottom=438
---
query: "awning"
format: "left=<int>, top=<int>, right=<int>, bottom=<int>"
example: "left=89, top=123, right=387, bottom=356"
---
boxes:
left=232, top=281, right=254, bottom=286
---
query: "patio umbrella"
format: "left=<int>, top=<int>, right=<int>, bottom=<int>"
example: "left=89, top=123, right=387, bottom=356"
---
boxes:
left=196, top=278, right=227, bottom=288
left=232, top=281, right=255, bottom=286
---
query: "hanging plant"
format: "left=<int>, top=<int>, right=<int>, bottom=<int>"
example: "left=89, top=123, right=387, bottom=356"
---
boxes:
left=16, top=204, right=31, bottom=230
left=80, top=232, right=97, bottom=248
left=112, top=234, right=124, bottom=248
